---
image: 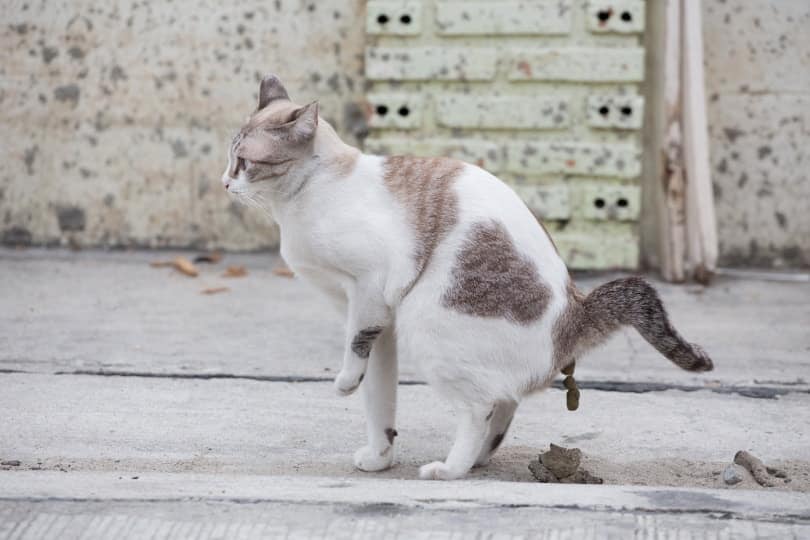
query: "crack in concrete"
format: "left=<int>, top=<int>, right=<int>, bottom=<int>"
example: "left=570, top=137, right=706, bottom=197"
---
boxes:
left=0, top=369, right=795, bottom=399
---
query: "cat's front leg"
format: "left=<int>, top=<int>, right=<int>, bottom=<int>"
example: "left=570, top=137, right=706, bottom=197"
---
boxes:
left=334, top=279, right=391, bottom=396
left=353, top=326, right=398, bottom=472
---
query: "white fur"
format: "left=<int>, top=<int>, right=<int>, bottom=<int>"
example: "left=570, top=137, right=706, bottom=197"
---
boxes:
left=223, top=118, right=571, bottom=480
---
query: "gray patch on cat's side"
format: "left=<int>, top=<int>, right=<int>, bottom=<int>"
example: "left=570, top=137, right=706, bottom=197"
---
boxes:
left=383, top=156, right=464, bottom=296
left=442, top=220, right=551, bottom=325
left=351, top=326, right=383, bottom=358
left=385, top=428, right=398, bottom=445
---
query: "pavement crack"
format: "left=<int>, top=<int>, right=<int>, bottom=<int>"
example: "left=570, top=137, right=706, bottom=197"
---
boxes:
left=4, top=370, right=808, bottom=399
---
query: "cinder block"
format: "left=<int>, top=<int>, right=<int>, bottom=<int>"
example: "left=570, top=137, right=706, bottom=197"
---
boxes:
left=574, top=183, right=640, bottom=221
left=436, top=1, right=571, bottom=35
left=506, top=142, right=641, bottom=178
left=587, top=1, right=645, bottom=33
left=555, top=232, right=639, bottom=269
left=512, top=184, right=571, bottom=220
left=367, top=1, right=422, bottom=35
left=365, top=94, right=423, bottom=130
left=365, top=47, right=497, bottom=81
left=364, top=137, right=502, bottom=172
left=509, top=48, right=645, bottom=82
left=436, top=95, right=570, bottom=129
left=586, top=95, right=644, bottom=129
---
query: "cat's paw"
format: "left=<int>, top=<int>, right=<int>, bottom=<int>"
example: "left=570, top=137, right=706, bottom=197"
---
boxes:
left=353, top=445, right=394, bottom=472
left=419, top=461, right=466, bottom=481
left=334, top=370, right=364, bottom=396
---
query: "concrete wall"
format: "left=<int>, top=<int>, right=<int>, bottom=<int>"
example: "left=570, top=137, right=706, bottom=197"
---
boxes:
left=1, top=0, right=366, bottom=250
left=703, top=0, right=810, bottom=268
left=2, top=0, right=808, bottom=268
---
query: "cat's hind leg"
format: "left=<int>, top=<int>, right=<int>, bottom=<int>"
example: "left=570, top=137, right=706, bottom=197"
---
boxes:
left=419, top=403, right=491, bottom=480
left=473, top=400, right=518, bottom=467
left=353, top=327, right=398, bottom=472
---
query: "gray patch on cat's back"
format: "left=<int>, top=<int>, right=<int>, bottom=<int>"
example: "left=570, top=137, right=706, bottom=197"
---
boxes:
left=382, top=156, right=463, bottom=294
left=442, top=220, right=551, bottom=325
left=351, top=326, right=383, bottom=358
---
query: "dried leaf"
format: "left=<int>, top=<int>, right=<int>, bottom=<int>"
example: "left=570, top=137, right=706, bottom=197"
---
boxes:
left=201, top=286, right=230, bottom=295
left=193, top=251, right=223, bottom=264
left=273, top=266, right=295, bottom=278
left=223, top=265, right=247, bottom=278
left=172, top=256, right=199, bottom=277
left=149, top=260, right=174, bottom=268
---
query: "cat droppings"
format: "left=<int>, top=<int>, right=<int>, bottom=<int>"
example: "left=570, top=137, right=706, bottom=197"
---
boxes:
left=528, top=444, right=603, bottom=484
left=733, top=450, right=791, bottom=487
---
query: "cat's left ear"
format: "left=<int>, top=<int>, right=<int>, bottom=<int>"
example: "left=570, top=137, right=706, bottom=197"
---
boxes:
left=258, top=74, right=290, bottom=109
left=288, top=102, right=319, bottom=143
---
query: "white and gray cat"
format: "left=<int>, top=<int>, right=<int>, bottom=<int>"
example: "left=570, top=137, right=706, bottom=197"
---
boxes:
left=222, top=75, right=713, bottom=480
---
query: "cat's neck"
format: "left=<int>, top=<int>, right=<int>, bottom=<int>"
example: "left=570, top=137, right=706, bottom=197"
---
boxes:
left=267, top=119, right=360, bottom=213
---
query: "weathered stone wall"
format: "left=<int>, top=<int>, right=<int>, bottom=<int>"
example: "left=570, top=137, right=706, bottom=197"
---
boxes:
left=363, top=0, right=647, bottom=269
left=703, top=0, right=810, bottom=268
left=3, top=0, right=808, bottom=268
left=1, top=0, right=366, bottom=250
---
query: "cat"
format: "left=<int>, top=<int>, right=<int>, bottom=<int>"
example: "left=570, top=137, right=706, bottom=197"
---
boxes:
left=222, top=75, right=714, bottom=480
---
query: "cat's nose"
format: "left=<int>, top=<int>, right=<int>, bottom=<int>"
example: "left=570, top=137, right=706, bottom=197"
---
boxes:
left=224, top=182, right=230, bottom=190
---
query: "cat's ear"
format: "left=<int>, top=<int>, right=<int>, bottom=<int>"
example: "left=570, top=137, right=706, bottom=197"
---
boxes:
left=258, top=74, right=290, bottom=109
left=288, top=102, right=319, bottom=143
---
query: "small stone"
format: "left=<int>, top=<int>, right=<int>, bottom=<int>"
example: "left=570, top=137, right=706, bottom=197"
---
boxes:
left=540, top=443, right=582, bottom=478
left=563, top=375, right=577, bottom=390
left=528, top=460, right=559, bottom=483
left=1, top=460, right=21, bottom=467
left=723, top=464, right=743, bottom=485
left=561, top=362, right=575, bottom=376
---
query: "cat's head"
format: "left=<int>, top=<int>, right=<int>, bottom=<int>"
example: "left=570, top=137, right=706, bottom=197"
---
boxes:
left=221, top=74, right=319, bottom=201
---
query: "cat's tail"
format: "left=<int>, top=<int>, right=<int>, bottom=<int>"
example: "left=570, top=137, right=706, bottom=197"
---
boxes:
left=558, top=276, right=713, bottom=372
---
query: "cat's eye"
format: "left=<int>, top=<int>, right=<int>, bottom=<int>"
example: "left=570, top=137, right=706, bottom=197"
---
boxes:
left=236, top=157, right=247, bottom=173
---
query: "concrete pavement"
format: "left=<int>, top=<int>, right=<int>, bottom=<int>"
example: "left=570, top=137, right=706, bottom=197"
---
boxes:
left=1, top=248, right=809, bottom=538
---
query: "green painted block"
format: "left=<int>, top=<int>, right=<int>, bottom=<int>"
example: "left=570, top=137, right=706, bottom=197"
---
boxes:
left=436, top=1, right=571, bottom=36
left=506, top=142, right=641, bottom=178
left=512, top=184, right=571, bottom=220
left=587, top=1, right=645, bottom=34
left=574, top=182, right=641, bottom=221
left=555, top=232, right=639, bottom=269
left=366, top=47, right=497, bottom=81
left=436, top=95, right=570, bottom=130
left=367, top=1, right=422, bottom=35
left=364, top=137, right=503, bottom=172
left=365, top=93, right=423, bottom=130
left=508, top=47, right=645, bottom=82
left=587, top=94, right=644, bottom=129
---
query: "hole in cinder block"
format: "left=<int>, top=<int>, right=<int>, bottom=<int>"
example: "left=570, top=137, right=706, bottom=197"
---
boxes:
left=594, top=198, right=606, bottom=209
left=398, top=106, right=410, bottom=117
left=400, top=14, right=412, bottom=24
left=620, top=11, right=633, bottom=22
left=617, top=198, right=629, bottom=208
left=620, top=106, right=633, bottom=116
left=598, top=105, right=610, bottom=117
left=597, top=9, right=612, bottom=22
left=377, top=14, right=389, bottom=24
left=376, top=104, right=389, bottom=116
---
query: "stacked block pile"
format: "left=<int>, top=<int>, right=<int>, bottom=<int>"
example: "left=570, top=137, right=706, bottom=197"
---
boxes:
left=363, top=0, right=646, bottom=269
